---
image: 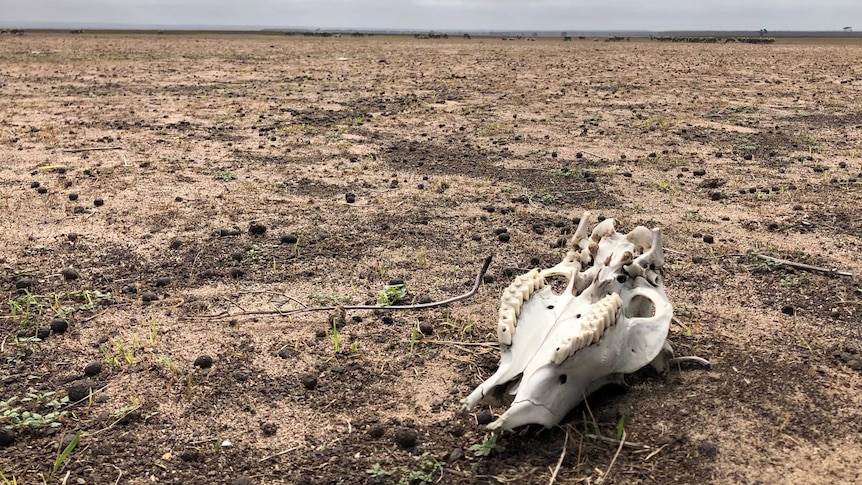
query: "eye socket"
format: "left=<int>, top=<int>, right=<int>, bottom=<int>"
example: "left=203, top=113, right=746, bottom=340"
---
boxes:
left=559, top=374, right=568, bottom=384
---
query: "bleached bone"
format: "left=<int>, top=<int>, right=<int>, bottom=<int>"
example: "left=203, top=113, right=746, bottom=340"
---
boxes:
left=462, top=212, right=677, bottom=430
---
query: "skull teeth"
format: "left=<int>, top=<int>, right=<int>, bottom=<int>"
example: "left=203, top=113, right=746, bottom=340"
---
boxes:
left=496, top=268, right=543, bottom=345
left=551, top=292, right=622, bottom=365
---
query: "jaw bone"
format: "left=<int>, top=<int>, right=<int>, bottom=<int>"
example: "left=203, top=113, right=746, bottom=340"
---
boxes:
left=462, top=212, right=674, bottom=430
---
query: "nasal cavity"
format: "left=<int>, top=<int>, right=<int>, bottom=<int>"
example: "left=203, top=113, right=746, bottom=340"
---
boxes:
left=546, top=275, right=569, bottom=296
left=624, top=295, right=656, bottom=318
left=559, top=374, right=568, bottom=384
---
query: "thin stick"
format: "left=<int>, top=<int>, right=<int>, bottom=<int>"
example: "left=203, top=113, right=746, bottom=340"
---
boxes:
left=548, top=428, right=569, bottom=485
left=752, top=253, right=853, bottom=277
left=597, top=430, right=626, bottom=484
left=413, top=340, right=496, bottom=348
left=584, top=433, right=649, bottom=450
left=194, top=256, right=492, bottom=320
left=258, top=445, right=302, bottom=462
left=61, top=146, right=122, bottom=153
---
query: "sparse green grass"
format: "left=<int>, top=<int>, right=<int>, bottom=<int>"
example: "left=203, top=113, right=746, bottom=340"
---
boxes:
left=0, top=390, right=69, bottom=431
left=377, top=284, right=407, bottom=306
left=51, top=431, right=80, bottom=479
left=309, top=292, right=352, bottom=306
left=521, top=188, right=557, bottom=205
left=468, top=434, right=504, bottom=456
left=7, top=289, right=112, bottom=329
left=366, top=453, right=444, bottom=484
left=203, top=169, right=237, bottom=181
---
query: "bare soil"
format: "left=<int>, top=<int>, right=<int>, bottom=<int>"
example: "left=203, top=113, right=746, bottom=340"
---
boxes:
left=1, top=32, right=861, bottom=485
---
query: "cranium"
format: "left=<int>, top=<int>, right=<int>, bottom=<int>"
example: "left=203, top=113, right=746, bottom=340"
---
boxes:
left=462, top=212, right=675, bottom=430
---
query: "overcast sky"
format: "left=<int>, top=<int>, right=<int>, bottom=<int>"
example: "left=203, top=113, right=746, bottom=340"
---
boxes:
left=1, top=0, right=859, bottom=31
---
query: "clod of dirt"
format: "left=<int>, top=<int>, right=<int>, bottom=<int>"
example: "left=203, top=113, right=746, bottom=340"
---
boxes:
left=249, top=222, right=267, bottom=235
left=219, top=227, right=242, bottom=237
left=69, top=193, right=78, bottom=201
left=781, top=305, right=795, bottom=315
left=368, top=425, right=386, bottom=438
left=709, top=192, right=724, bottom=201
left=703, top=235, right=715, bottom=244
left=179, top=450, right=201, bottom=462
left=793, top=204, right=803, bottom=211
left=419, top=323, right=434, bottom=336
left=84, top=361, right=102, bottom=377
left=229, top=267, right=244, bottom=278
left=698, top=441, right=719, bottom=458
left=37, top=186, right=48, bottom=194
left=67, top=380, right=93, bottom=402
left=345, top=192, right=356, bottom=203
left=448, top=448, right=464, bottom=462
left=169, top=238, right=182, bottom=249
left=300, top=374, right=318, bottom=390
left=50, top=317, right=68, bottom=334
left=260, top=422, right=278, bottom=436
left=193, top=355, right=214, bottom=369
left=476, top=409, right=493, bottom=425
left=37, top=327, right=50, bottom=339
left=230, top=250, right=245, bottom=262
left=498, top=232, right=511, bottom=243
left=30, top=181, right=40, bottom=188
left=155, top=277, right=171, bottom=287
left=0, top=428, right=17, bottom=447
left=61, top=267, right=79, bottom=281
left=394, top=428, right=418, bottom=449
left=388, top=277, right=404, bottom=286
left=93, top=198, right=104, bottom=207
left=67, top=233, right=78, bottom=243
left=141, top=291, right=158, bottom=303
left=280, top=234, right=298, bottom=244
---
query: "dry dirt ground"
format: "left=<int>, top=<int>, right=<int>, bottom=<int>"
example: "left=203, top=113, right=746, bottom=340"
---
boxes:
left=1, top=32, right=861, bottom=485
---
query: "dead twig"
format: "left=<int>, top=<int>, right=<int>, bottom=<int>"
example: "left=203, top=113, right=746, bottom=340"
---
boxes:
left=258, top=445, right=302, bottom=462
left=548, top=428, right=569, bottom=485
left=752, top=253, right=853, bottom=277
left=584, top=433, right=649, bottom=450
left=61, top=146, right=122, bottom=153
left=596, top=429, right=626, bottom=484
left=192, top=256, right=492, bottom=320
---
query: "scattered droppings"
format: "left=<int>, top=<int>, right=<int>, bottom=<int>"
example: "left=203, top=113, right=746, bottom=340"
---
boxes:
left=219, top=227, right=242, bottom=237
left=698, top=441, right=718, bottom=458
left=781, top=305, right=795, bottom=316
left=260, top=422, right=278, bottom=436
left=169, top=238, right=182, bottom=249
left=193, top=355, right=214, bottom=369
left=498, top=232, right=511, bottom=243
left=141, top=291, right=158, bottom=302
left=155, top=276, right=171, bottom=287
left=703, top=235, right=714, bottom=244
left=345, top=192, right=356, bottom=203
left=67, top=233, right=79, bottom=243
left=249, top=222, right=267, bottom=235
left=393, top=428, right=418, bottom=449
left=280, top=234, right=298, bottom=244
left=300, top=374, right=318, bottom=390
left=37, top=186, right=48, bottom=194
left=0, top=428, right=17, bottom=447
left=93, top=198, right=104, bottom=207
left=229, top=267, right=244, bottom=278
left=61, top=267, right=79, bottom=280
left=476, top=409, right=493, bottom=425
left=367, top=425, right=385, bottom=438
left=179, top=450, right=201, bottom=462
left=50, top=317, right=68, bottom=334
left=67, top=380, right=93, bottom=402
left=68, top=193, right=79, bottom=201
left=84, top=361, right=103, bottom=377
left=419, top=322, right=434, bottom=336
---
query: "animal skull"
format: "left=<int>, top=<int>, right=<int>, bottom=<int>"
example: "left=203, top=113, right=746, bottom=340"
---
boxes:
left=462, top=212, right=673, bottom=430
